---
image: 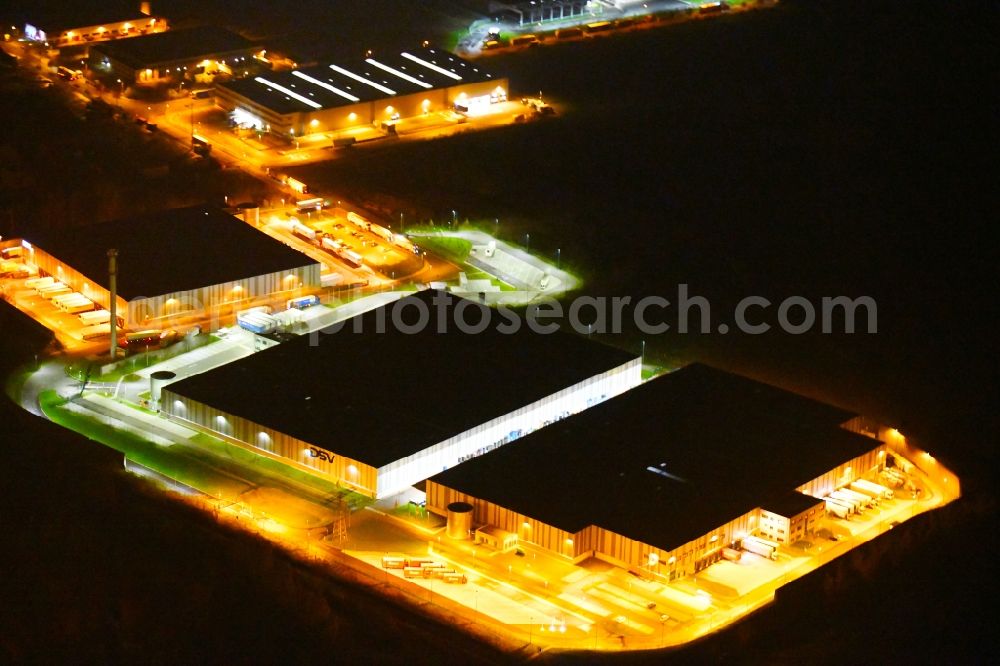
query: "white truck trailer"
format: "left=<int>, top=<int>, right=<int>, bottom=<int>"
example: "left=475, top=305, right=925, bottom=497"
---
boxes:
left=25, top=276, right=54, bottom=290
left=839, top=487, right=877, bottom=508
left=831, top=491, right=865, bottom=513
left=852, top=478, right=894, bottom=500
left=290, top=220, right=317, bottom=241
left=825, top=499, right=851, bottom=519
left=79, top=309, right=111, bottom=326
left=742, top=536, right=779, bottom=560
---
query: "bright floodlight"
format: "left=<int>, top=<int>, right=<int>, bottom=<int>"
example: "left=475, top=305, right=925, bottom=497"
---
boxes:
left=291, top=71, right=360, bottom=102
left=400, top=52, right=462, bottom=80
left=365, top=58, right=432, bottom=89
left=254, top=77, right=322, bottom=109
left=329, top=64, right=396, bottom=95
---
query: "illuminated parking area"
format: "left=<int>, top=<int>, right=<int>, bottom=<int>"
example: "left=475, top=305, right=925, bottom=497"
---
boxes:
left=216, top=46, right=509, bottom=137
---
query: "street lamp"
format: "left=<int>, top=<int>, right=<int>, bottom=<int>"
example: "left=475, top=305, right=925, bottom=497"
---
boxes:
left=556, top=247, right=560, bottom=268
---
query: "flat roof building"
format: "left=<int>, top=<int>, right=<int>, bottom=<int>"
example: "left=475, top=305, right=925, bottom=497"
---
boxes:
left=20, top=1, right=167, bottom=48
left=427, top=364, right=886, bottom=579
left=216, top=47, right=509, bottom=137
left=22, top=206, right=320, bottom=329
left=162, top=291, right=642, bottom=498
left=89, top=25, right=257, bottom=85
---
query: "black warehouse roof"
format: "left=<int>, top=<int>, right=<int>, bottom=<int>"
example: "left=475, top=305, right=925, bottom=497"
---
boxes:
left=164, top=291, right=639, bottom=468
left=27, top=206, right=318, bottom=299
left=430, top=364, right=879, bottom=552
left=92, top=26, right=255, bottom=69
left=19, top=1, right=153, bottom=33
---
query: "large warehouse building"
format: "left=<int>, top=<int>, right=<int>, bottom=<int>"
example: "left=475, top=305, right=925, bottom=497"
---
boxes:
left=161, top=291, right=642, bottom=498
left=427, top=364, right=889, bottom=581
left=89, top=25, right=257, bottom=85
left=23, top=206, right=321, bottom=328
left=215, top=47, right=508, bottom=137
left=20, top=2, right=168, bottom=48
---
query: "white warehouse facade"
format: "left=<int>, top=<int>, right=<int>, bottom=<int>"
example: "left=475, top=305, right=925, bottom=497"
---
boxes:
left=161, top=291, right=642, bottom=498
left=22, top=206, right=321, bottom=331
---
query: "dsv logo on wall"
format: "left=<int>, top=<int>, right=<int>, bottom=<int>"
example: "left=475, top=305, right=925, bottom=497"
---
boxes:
left=307, top=446, right=335, bottom=463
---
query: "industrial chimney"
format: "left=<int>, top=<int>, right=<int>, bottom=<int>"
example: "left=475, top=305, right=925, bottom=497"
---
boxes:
left=108, top=249, right=119, bottom=359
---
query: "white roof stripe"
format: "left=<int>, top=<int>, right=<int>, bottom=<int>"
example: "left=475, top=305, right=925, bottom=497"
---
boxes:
left=365, top=58, right=433, bottom=89
left=254, top=76, right=322, bottom=109
left=328, top=64, right=396, bottom=95
left=291, top=71, right=360, bottom=102
left=400, top=52, right=462, bottom=81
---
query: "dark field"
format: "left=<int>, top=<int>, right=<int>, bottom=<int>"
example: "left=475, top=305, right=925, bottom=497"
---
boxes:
left=2, top=0, right=997, bottom=662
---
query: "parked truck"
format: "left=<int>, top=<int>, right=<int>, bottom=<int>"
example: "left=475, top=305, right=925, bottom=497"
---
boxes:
left=290, top=220, right=317, bottom=241
left=742, top=536, right=779, bottom=560
left=286, top=295, right=320, bottom=310
left=25, top=276, right=54, bottom=290
left=79, top=324, right=111, bottom=341
left=237, top=312, right=277, bottom=335
left=825, top=499, right=851, bottom=519
left=825, top=495, right=856, bottom=515
left=39, top=284, right=71, bottom=299
left=347, top=211, right=371, bottom=231
left=890, top=454, right=914, bottom=474
left=852, top=478, right=894, bottom=500
left=79, top=309, right=111, bottom=326
left=838, top=487, right=877, bottom=508
left=831, top=490, right=865, bottom=513
left=60, top=299, right=94, bottom=314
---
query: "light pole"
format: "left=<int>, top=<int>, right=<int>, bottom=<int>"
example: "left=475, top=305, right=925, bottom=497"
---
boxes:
left=525, top=233, right=530, bottom=250
left=556, top=247, right=560, bottom=268
left=451, top=209, right=457, bottom=227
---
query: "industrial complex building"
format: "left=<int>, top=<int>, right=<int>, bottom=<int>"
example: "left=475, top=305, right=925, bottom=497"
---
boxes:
left=427, top=364, right=887, bottom=580
left=89, top=25, right=257, bottom=85
left=20, top=1, right=167, bottom=48
left=490, top=1, right=590, bottom=26
left=22, top=206, right=320, bottom=328
left=161, top=291, right=642, bottom=498
left=215, top=47, right=508, bottom=137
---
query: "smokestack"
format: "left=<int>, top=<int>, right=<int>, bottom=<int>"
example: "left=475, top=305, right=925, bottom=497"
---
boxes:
left=140, top=2, right=151, bottom=16
left=108, top=249, right=118, bottom=359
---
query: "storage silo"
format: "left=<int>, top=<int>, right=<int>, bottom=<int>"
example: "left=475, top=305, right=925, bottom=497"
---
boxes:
left=150, top=370, right=176, bottom=409
left=446, top=501, right=473, bottom=540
